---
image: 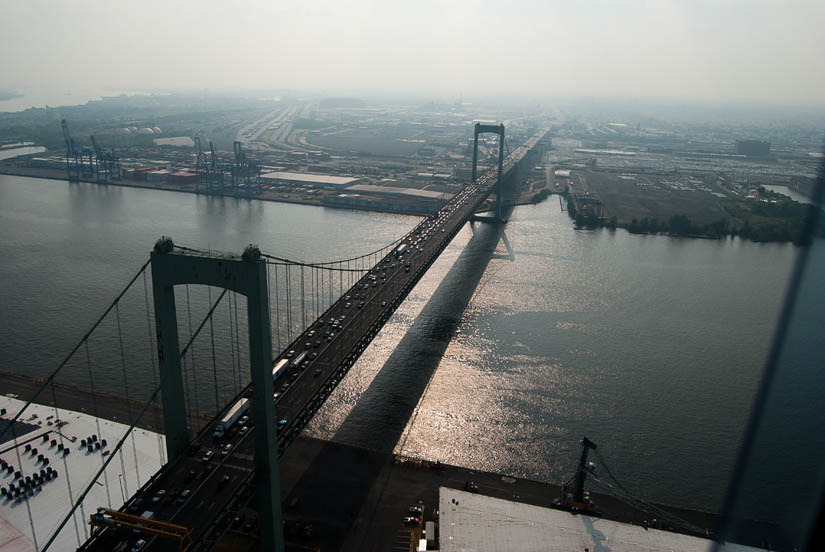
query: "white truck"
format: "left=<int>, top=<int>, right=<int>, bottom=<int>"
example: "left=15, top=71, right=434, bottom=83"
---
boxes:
left=213, top=398, right=249, bottom=438
left=272, top=358, right=289, bottom=383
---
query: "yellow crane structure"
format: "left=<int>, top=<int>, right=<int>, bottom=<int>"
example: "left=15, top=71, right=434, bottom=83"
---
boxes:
left=89, top=507, right=193, bottom=552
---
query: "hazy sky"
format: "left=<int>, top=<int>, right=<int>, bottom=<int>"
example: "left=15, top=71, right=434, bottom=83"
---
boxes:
left=2, top=0, right=823, bottom=105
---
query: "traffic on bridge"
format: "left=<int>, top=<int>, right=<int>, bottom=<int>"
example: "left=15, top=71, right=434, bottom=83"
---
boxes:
left=79, top=127, right=549, bottom=552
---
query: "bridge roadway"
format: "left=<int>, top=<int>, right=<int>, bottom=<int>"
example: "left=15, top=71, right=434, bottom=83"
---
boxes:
left=80, top=128, right=548, bottom=552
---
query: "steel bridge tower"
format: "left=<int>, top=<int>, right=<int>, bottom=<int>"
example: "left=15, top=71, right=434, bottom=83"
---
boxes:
left=150, top=237, right=284, bottom=552
left=471, top=122, right=506, bottom=222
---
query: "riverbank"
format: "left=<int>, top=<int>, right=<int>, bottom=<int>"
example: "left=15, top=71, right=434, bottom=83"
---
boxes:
left=0, top=370, right=209, bottom=434
left=0, top=165, right=551, bottom=218
left=0, top=370, right=780, bottom=550
left=241, top=436, right=781, bottom=550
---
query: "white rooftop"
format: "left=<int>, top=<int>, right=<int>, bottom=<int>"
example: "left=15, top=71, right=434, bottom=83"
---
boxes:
left=259, top=171, right=359, bottom=186
left=346, top=184, right=452, bottom=200
left=439, top=488, right=764, bottom=552
left=0, top=396, right=165, bottom=552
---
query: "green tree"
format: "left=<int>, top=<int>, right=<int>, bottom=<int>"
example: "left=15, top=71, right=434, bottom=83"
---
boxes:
left=669, top=215, right=693, bottom=236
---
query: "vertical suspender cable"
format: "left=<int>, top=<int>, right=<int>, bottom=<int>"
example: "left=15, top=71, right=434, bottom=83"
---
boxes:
left=227, top=292, right=238, bottom=395
left=49, top=382, right=82, bottom=547
left=184, top=284, right=199, bottom=427
left=312, top=266, right=317, bottom=321
left=84, top=340, right=112, bottom=510
left=286, top=264, right=292, bottom=343
left=207, top=285, right=220, bottom=414
left=233, top=291, right=242, bottom=393
left=267, top=262, right=274, bottom=357
left=301, top=265, right=306, bottom=330
left=114, top=303, right=132, bottom=500
left=274, top=263, right=281, bottom=352
left=142, top=269, right=161, bottom=478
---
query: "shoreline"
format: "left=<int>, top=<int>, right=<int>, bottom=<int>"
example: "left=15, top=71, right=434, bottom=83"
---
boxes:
left=1, top=370, right=781, bottom=549
left=0, top=370, right=209, bottom=434
left=0, top=165, right=550, bottom=217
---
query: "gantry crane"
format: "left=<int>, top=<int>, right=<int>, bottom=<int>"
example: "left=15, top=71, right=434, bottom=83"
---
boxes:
left=61, top=119, right=94, bottom=182
left=232, top=140, right=262, bottom=196
left=194, top=136, right=211, bottom=194
left=90, top=135, right=121, bottom=183
left=208, top=140, right=226, bottom=194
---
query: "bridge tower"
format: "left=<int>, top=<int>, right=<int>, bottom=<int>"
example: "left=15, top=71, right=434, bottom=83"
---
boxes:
left=150, top=237, right=284, bottom=552
left=471, top=122, right=506, bottom=221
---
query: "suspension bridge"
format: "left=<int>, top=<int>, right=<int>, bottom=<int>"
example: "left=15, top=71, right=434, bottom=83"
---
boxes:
left=0, top=125, right=548, bottom=552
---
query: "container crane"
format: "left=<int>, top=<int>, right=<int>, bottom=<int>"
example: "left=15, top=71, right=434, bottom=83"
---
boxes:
left=232, top=140, right=262, bottom=196
left=208, top=140, right=226, bottom=194
left=90, top=135, right=121, bottom=183
left=61, top=119, right=94, bottom=182
left=194, top=136, right=211, bottom=194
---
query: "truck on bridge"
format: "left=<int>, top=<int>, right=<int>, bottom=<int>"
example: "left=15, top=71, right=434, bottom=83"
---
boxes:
left=213, top=398, right=249, bottom=438
left=272, top=358, right=289, bottom=383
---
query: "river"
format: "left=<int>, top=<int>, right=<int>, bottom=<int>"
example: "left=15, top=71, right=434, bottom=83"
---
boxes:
left=0, top=174, right=802, bottom=516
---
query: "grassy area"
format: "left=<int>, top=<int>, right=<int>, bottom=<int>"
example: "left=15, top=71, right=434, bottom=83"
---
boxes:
left=571, top=170, right=820, bottom=243
left=581, top=170, right=729, bottom=226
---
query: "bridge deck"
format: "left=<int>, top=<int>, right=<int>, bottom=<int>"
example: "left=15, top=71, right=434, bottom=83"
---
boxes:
left=80, top=128, right=548, bottom=552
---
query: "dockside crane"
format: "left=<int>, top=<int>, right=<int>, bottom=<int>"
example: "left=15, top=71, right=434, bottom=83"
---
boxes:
left=90, top=135, right=121, bottom=183
left=194, top=136, right=211, bottom=194
left=232, top=140, right=262, bottom=196
left=208, top=140, right=226, bottom=194
left=61, top=119, right=94, bottom=182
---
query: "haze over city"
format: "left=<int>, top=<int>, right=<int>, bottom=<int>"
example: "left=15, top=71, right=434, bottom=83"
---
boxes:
left=1, top=1, right=824, bottom=551
left=2, top=0, right=824, bottom=105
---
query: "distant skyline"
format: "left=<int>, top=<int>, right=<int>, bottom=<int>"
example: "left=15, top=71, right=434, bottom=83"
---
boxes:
left=1, top=0, right=824, bottom=107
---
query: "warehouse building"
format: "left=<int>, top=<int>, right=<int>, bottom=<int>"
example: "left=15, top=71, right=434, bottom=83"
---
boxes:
left=259, top=171, right=360, bottom=188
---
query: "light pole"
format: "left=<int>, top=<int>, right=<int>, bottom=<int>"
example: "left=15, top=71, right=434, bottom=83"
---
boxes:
left=118, top=473, right=126, bottom=503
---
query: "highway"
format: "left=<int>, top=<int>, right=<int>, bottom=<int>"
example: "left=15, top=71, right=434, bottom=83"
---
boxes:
left=80, top=128, right=548, bottom=552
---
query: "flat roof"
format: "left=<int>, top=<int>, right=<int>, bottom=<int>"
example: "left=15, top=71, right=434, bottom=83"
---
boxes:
left=346, top=184, right=452, bottom=200
left=0, top=396, right=165, bottom=552
left=575, top=148, right=637, bottom=156
left=260, top=171, right=358, bottom=186
left=439, top=488, right=764, bottom=552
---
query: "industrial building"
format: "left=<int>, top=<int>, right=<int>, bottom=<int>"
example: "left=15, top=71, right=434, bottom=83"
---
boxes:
left=438, top=488, right=764, bottom=552
left=735, top=140, right=771, bottom=157
left=0, top=397, right=165, bottom=552
left=346, top=183, right=452, bottom=201
left=259, top=170, right=360, bottom=188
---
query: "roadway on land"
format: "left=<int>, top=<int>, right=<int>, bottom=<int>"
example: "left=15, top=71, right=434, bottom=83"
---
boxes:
left=81, top=128, right=548, bottom=552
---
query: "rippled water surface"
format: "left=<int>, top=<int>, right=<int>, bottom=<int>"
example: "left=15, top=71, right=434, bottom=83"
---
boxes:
left=0, top=175, right=799, bottom=512
left=307, top=199, right=797, bottom=513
